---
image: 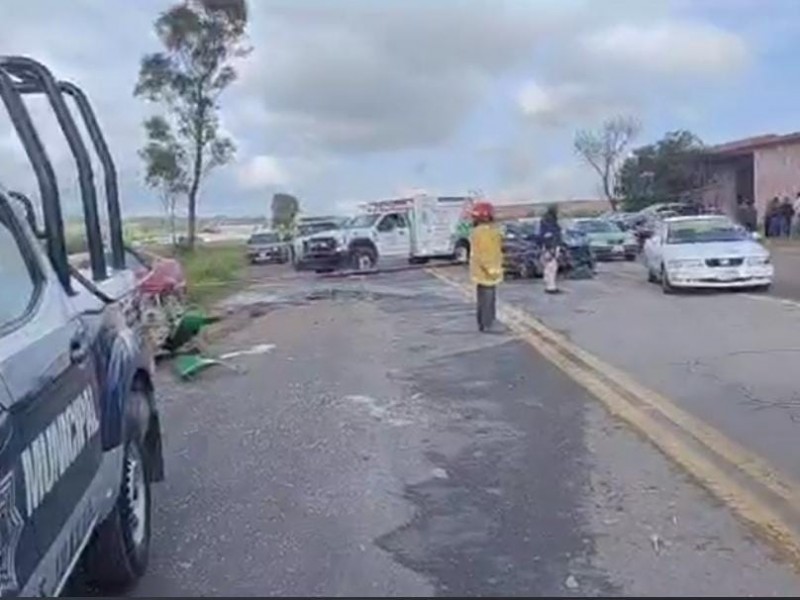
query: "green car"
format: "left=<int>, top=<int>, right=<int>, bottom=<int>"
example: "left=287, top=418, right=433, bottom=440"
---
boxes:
left=569, top=218, right=638, bottom=261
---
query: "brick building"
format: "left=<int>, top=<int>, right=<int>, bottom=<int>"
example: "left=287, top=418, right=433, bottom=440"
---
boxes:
left=695, top=133, right=800, bottom=220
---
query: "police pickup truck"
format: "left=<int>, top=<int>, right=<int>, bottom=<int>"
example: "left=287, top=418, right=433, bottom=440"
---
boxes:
left=0, top=57, right=163, bottom=595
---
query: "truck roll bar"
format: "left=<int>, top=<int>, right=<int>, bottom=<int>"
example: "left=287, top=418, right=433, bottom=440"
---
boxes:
left=58, top=81, right=124, bottom=271
left=0, top=56, right=113, bottom=283
left=0, top=67, right=72, bottom=291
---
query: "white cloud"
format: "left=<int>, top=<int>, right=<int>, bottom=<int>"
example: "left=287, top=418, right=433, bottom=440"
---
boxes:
left=236, top=155, right=289, bottom=190
left=583, top=21, right=749, bottom=76
left=0, top=1, right=760, bottom=215
left=516, top=80, right=634, bottom=126
left=496, top=164, right=594, bottom=203
left=239, top=0, right=584, bottom=153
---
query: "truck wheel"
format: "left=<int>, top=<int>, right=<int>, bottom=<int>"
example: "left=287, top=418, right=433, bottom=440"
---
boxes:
left=85, top=415, right=151, bottom=590
left=454, top=242, right=470, bottom=264
left=352, top=247, right=376, bottom=271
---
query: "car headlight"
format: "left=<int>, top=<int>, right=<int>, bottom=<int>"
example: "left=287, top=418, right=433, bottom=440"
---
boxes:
left=624, top=234, right=636, bottom=245
left=667, top=259, right=704, bottom=269
left=745, top=255, right=770, bottom=266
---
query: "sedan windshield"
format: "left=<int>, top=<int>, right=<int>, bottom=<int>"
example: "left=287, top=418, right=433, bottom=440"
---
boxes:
left=249, top=232, right=280, bottom=244
left=666, top=218, right=748, bottom=244
left=574, top=220, right=620, bottom=234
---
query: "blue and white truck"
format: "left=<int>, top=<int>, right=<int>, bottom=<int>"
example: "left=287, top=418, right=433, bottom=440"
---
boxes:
left=0, top=56, right=164, bottom=596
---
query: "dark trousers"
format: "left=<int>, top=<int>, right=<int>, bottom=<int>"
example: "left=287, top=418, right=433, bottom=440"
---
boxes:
left=476, top=284, right=496, bottom=331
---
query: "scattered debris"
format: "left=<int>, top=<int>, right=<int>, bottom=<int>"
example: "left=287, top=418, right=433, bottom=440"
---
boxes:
left=431, top=467, right=449, bottom=480
left=220, top=343, right=276, bottom=360
left=565, top=574, right=579, bottom=590
left=650, top=533, right=662, bottom=554
left=164, top=310, right=221, bottom=353
left=173, top=354, right=240, bottom=380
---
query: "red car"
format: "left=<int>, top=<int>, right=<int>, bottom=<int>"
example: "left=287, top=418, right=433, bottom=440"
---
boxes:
left=126, top=246, right=187, bottom=298
left=71, top=246, right=188, bottom=351
left=71, top=246, right=187, bottom=297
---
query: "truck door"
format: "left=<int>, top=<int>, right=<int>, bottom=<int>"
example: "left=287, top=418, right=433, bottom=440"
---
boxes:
left=375, top=212, right=410, bottom=257
left=0, top=198, right=103, bottom=595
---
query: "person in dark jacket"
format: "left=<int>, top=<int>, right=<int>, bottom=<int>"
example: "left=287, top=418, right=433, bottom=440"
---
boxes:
left=765, top=197, right=781, bottom=237
left=539, top=204, right=563, bottom=293
left=780, top=196, right=795, bottom=237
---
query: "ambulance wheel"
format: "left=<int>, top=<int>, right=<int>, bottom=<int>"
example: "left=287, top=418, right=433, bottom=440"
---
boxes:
left=352, top=246, right=377, bottom=271
left=85, top=403, right=151, bottom=590
left=454, top=242, right=470, bottom=264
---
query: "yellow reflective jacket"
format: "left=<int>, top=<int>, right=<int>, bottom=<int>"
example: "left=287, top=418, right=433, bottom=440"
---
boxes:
left=469, top=223, right=503, bottom=286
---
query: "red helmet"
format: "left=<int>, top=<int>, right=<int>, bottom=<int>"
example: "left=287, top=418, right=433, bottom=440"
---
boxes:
left=471, top=201, right=494, bottom=223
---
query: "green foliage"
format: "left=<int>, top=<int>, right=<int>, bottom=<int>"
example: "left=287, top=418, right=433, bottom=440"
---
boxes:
left=271, top=193, right=300, bottom=232
left=134, top=0, right=249, bottom=249
left=617, top=130, right=705, bottom=212
left=65, top=233, right=87, bottom=255
left=179, top=243, right=246, bottom=306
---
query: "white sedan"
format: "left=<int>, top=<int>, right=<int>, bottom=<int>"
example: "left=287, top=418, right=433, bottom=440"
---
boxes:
left=643, top=215, right=773, bottom=293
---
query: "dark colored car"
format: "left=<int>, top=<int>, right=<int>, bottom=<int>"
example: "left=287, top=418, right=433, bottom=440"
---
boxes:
left=502, top=221, right=541, bottom=278
left=501, top=219, right=595, bottom=279
left=247, top=230, right=289, bottom=264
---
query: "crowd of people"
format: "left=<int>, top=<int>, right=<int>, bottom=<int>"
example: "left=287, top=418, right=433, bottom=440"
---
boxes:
left=736, top=192, right=800, bottom=238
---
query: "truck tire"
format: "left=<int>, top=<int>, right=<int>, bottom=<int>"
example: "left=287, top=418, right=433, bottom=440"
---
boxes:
left=85, top=406, right=151, bottom=590
left=351, top=246, right=377, bottom=271
left=454, top=241, right=470, bottom=264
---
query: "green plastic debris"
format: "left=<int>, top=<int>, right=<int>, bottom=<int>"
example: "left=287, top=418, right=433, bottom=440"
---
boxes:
left=173, top=354, right=222, bottom=380
left=164, top=309, right=221, bottom=353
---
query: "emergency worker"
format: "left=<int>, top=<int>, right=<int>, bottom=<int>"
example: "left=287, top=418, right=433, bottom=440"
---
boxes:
left=469, top=201, right=503, bottom=331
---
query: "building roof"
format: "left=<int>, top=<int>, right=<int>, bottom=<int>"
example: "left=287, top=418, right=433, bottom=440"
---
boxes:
left=704, top=132, right=800, bottom=157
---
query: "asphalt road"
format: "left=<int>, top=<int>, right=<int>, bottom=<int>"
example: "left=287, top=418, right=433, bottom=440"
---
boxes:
left=473, top=258, right=800, bottom=484
left=770, top=244, right=800, bottom=301
left=104, top=263, right=800, bottom=596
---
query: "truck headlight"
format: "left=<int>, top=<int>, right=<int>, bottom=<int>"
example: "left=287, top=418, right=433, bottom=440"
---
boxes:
left=667, top=259, right=704, bottom=269
left=745, top=255, right=770, bottom=266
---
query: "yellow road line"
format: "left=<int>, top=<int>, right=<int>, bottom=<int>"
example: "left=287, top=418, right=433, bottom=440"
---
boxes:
left=428, top=267, right=800, bottom=567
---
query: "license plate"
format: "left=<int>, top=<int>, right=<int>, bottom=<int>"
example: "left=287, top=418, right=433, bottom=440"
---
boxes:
left=717, top=268, right=740, bottom=281
left=259, top=251, right=269, bottom=259
left=613, top=244, right=624, bottom=253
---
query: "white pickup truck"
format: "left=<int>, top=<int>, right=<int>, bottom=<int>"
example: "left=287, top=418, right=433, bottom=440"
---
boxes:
left=297, top=195, right=469, bottom=272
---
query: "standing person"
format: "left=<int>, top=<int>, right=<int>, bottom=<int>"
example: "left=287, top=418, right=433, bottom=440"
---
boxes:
left=737, top=197, right=757, bottom=233
left=539, top=204, right=563, bottom=294
left=781, top=196, right=795, bottom=237
left=469, top=201, right=503, bottom=332
left=793, top=192, right=800, bottom=237
left=766, top=197, right=780, bottom=238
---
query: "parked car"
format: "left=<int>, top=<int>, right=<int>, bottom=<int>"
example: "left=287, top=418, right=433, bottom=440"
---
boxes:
left=561, top=226, right=596, bottom=276
left=569, top=218, right=638, bottom=261
left=643, top=215, right=773, bottom=293
left=502, top=220, right=541, bottom=278
left=500, top=218, right=594, bottom=279
left=246, top=230, right=289, bottom=264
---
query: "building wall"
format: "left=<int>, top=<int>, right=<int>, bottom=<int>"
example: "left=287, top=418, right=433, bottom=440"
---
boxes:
left=754, top=143, right=800, bottom=217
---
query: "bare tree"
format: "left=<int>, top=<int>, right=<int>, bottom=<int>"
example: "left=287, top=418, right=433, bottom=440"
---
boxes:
left=574, top=115, right=640, bottom=211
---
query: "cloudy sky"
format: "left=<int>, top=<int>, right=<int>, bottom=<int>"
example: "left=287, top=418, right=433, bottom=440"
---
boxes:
left=0, top=0, right=798, bottom=218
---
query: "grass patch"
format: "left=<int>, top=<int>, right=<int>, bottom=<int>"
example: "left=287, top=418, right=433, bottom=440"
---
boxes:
left=177, top=242, right=248, bottom=308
